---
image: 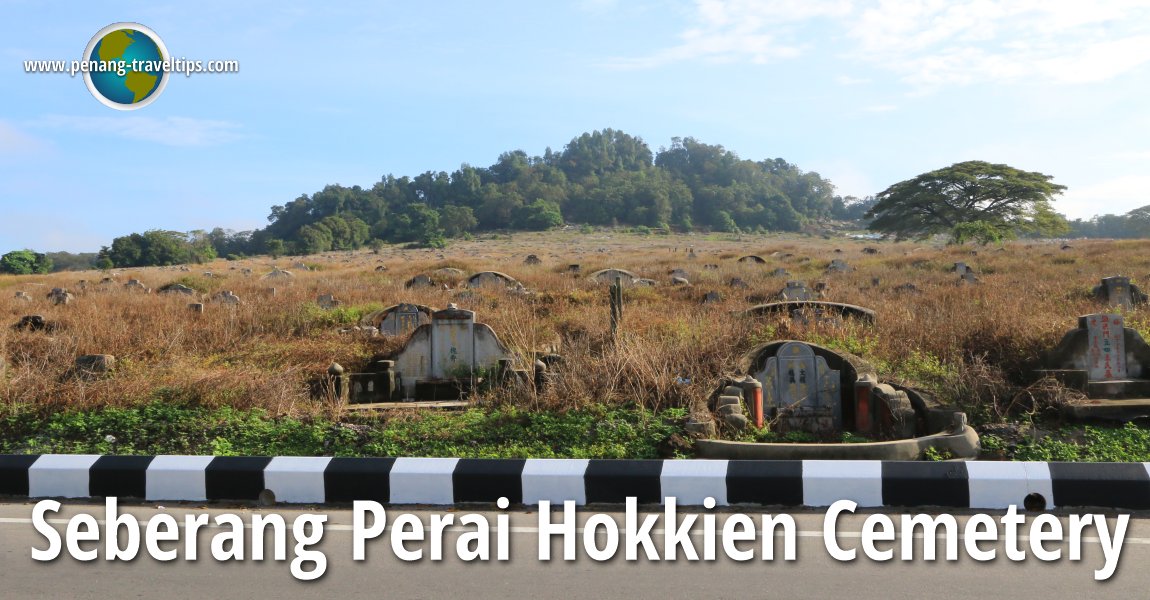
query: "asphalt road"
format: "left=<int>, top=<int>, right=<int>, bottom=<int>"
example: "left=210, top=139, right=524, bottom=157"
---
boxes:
left=2, top=501, right=1148, bottom=599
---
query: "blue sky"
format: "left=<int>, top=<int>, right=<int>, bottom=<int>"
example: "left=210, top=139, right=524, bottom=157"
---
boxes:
left=2, top=0, right=1149, bottom=252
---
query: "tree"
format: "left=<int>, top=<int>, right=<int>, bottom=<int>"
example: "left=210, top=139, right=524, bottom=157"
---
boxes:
left=866, top=161, right=1068, bottom=241
left=0, top=250, right=52, bottom=274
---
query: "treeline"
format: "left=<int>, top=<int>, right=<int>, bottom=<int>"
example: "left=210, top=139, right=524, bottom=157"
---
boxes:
left=1067, top=205, right=1150, bottom=238
left=90, top=130, right=847, bottom=263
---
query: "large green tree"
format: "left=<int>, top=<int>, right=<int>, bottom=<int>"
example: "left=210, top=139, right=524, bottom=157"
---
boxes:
left=0, top=250, right=52, bottom=274
left=866, top=161, right=1068, bottom=241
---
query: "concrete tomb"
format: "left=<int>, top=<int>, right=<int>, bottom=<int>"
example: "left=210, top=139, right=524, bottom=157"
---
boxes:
left=466, top=271, right=521, bottom=290
left=1039, top=313, right=1150, bottom=421
left=778, top=281, right=814, bottom=301
left=361, top=303, right=434, bottom=336
left=262, top=268, right=295, bottom=280
left=738, top=255, right=766, bottom=264
left=47, top=288, right=74, bottom=306
left=1092, top=276, right=1147, bottom=309
left=389, top=305, right=518, bottom=401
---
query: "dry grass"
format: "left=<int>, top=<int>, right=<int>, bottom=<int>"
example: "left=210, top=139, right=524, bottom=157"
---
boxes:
left=1, top=231, right=1146, bottom=420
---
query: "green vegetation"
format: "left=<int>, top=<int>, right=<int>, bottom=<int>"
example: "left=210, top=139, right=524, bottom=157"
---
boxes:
left=0, top=403, right=688, bottom=459
left=982, top=423, right=1150, bottom=462
left=90, top=129, right=851, bottom=266
left=866, top=160, right=1069, bottom=242
left=0, top=249, right=52, bottom=274
left=97, top=230, right=217, bottom=267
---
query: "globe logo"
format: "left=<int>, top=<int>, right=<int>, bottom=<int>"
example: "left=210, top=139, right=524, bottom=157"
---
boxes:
left=82, top=23, right=169, bottom=110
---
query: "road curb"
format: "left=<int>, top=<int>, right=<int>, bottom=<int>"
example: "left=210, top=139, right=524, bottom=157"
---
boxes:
left=3, top=455, right=1150, bottom=510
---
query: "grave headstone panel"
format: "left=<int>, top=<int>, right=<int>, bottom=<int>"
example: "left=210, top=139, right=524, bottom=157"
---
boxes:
left=378, top=303, right=430, bottom=336
left=754, top=341, right=842, bottom=430
left=1085, top=313, right=1127, bottom=380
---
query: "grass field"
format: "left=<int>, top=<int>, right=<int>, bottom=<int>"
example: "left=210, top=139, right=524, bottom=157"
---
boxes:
left=2, top=230, right=1148, bottom=459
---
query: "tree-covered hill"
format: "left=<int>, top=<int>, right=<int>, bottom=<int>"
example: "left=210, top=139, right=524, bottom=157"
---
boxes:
left=94, top=129, right=853, bottom=266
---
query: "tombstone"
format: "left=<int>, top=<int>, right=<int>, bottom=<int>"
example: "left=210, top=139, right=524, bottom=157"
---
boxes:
left=634, top=278, right=657, bottom=287
left=738, top=255, right=766, bottom=264
left=467, top=271, right=520, bottom=290
left=953, top=262, right=971, bottom=275
left=242, top=268, right=253, bottom=277
left=1083, top=314, right=1127, bottom=380
left=375, top=265, right=389, bottom=272
left=731, top=340, right=925, bottom=439
left=958, top=271, right=979, bottom=285
left=405, top=273, right=435, bottom=288
left=203, top=272, right=214, bottom=278
left=755, top=342, right=843, bottom=432
left=524, top=254, right=542, bottom=265
left=826, top=259, right=851, bottom=273
left=211, top=290, right=241, bottom=304
left=728, top=277, right=749, bottom=289
left=672, top=276, right=690, bottom=286
left=47, top=288, right=73, bottom=306
left=702, top=291, right=722, bottom=304
left=188, top=303, right=205, bottom=313
left=124, top=279, right=146, bottom=291
left=74, top=354, right=115, bottom=378
left=703, top=264, right=719, bottom=270
left=862, top=247, right=879, bottom=254
left=779, top=281, right=814, bottom=301
left=160, top=283, right=195, bottom=296
left=317, top=294, right=341, bottom=309
left=365, top=303, right=433, bottom=336
left=769, top=268, right=789, bottom=278
left=566, top=264, right=581, bottom=274
left=668, top=268, right=689, bottom=279
left=1038, top=313, right=1150, bottom=415
left=262, top=268, right=295, bottom=280
left=1092, top=276, right=1147, bottom=309
left=391, top=305, right=514, bottom=400
left=812, top=281, right=829, bottom=297
left=13, top=291, right=31, bottom=302
left=12, top=315, right=52, bottom=332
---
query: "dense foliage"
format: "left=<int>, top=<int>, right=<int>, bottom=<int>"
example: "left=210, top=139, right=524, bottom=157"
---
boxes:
left=866, top=161, right=1069, bottom=242
left=0, top=249, right=53, bottom=274
left=89, top=129, right=839, bottom=265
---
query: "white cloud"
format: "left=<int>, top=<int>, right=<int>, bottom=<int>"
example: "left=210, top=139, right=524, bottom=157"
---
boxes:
left=835, top=74, right=870, bottom=85
left=609, top=0, right=1150, bottom=87
left=1057, top=175, right=1150, bottom=219
left=606, top=0, right=852, bottom=69
left=34, top=115, right=244, bottom=147
left=844, top=1, right=1150, bottom=88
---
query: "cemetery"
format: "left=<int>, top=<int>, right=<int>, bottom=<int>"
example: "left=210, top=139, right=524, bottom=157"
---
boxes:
left=2, top=231, right=1150, bottom=462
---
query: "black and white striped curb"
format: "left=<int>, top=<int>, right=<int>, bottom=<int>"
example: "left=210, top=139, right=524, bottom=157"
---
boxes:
left=2, top=455, right=1149, bottom=510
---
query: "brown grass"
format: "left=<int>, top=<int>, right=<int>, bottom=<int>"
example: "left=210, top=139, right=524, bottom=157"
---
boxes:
left=1, top=231, right=1144, bottom=419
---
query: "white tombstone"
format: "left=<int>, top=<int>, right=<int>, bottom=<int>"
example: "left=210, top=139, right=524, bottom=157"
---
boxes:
left=1085, top=313, right=1126, bottom=380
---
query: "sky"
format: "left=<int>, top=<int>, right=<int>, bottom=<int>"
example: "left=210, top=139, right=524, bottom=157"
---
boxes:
left=2, top=0, right=1149, bottom=252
